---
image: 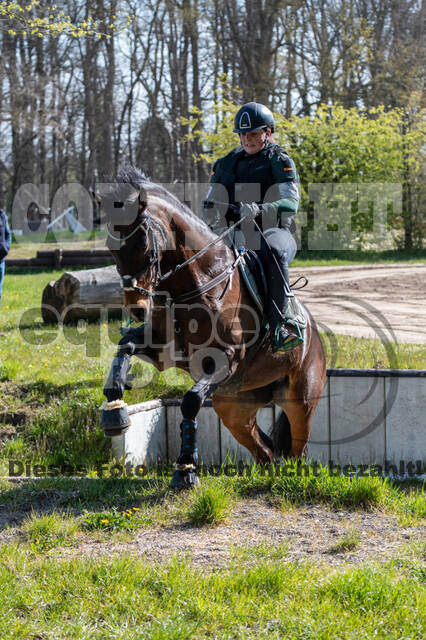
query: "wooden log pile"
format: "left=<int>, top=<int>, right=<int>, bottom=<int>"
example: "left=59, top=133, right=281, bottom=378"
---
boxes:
left=7, top=249, right=114, bottom=268
left=41, top=265, right=124, bottom=323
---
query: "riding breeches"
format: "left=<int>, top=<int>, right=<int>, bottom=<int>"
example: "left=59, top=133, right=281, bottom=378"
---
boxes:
left=257, top=228, right=297, bottom=327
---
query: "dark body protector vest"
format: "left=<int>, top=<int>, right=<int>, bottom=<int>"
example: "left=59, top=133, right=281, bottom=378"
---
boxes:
left=211, top=143, right=297, bottom=232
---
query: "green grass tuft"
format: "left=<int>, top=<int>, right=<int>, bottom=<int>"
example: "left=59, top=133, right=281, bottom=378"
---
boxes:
left=386, top=484, right=426, bottom=525
left=329, top=530, right=362, bottom=553
left=186, top=479, right=234, bottom=526
left=22, top=510, right=78, bottom=552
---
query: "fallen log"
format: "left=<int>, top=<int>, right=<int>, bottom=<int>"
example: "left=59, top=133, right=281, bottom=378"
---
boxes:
left=41, top=265, right=123, bottom=323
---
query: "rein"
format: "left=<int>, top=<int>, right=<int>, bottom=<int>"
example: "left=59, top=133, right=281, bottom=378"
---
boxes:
left=117, top=210, right=246, bottom=306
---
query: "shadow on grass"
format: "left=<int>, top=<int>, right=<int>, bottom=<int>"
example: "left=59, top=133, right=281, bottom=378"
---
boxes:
left=0, top=477, right=172, bottom=528
left=18, top=378, right=103, bottom=396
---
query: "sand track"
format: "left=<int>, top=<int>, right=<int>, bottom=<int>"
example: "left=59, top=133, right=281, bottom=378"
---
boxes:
left=290, top=263, right=426, bottom=344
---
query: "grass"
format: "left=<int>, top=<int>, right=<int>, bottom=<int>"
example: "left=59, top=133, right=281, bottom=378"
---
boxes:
left=320, top=331, right=426, bottom=369
left=0, top=470, right=423, bottom=638
left=329, top=530, right=362, bottom=554
left=81, top=506, right=154, bottom=532
left=8, top=230, right=108, bottom=258
left=8, top=237, right=426, bottom=264
left=22, top=510, right=79, bottom=552
left=186, top=478, right=234, bottom=525
left=231, top=462, right=391, bottom=508
left=0, top=544, right=423, bottom=639
left=0, top=465, right=424, bottom=526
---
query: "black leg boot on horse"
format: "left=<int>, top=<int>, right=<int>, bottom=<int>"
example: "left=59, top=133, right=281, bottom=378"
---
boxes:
left=100, top=325, right=146, bottom=436
left=170, top=375, right=220, bottom=489
left=259, top=228, right=304, bottom=353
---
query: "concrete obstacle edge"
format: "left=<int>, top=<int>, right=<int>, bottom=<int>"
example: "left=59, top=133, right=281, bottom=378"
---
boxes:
left=112, top=369, right=426, bottom=474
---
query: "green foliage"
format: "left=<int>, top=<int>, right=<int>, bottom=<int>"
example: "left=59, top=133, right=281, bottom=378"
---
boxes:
left=1, top=1, right=133, bottom=38
left=26, top=386, right=110, bottom=468
left=319, top=332, right=426, bottom=370
left=386, top=484, right=426, bottom=525
left=229, top=462, right=425, bottom=523
left=195, top=101, right=425, bottom=249
left=273, top=465, right=388, bottom=509
left=293, top=248, right=426, bottom=265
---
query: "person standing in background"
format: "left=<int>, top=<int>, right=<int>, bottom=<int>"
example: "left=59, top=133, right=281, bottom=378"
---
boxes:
left=0, top=208, right=11, bottom=305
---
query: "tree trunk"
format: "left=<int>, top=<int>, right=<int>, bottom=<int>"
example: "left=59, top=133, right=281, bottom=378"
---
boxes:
left=42, top=266, right=123, bottom=323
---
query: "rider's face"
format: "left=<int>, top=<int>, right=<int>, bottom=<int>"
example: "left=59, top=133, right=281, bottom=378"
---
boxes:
left=239, top=128, right=269, bottom=154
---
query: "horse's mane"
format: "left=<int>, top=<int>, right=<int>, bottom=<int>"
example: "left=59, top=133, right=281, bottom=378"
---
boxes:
left=110, top=165, right=217, bottom=241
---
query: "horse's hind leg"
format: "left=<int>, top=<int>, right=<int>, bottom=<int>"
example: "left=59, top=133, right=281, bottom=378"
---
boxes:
left=213, top=390, right=274, bottom=464
left=272, top=377, right=323, bottom=458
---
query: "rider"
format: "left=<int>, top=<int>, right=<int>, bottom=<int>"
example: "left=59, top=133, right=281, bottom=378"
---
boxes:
left=203, top=101, right=303, bottom=352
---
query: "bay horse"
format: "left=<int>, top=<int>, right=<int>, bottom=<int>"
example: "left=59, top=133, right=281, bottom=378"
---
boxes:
left=97, top=166, right=326, bottom=488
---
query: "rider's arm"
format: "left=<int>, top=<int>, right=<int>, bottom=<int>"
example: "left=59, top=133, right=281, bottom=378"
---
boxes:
left=261, top=155, right=300, bottom=220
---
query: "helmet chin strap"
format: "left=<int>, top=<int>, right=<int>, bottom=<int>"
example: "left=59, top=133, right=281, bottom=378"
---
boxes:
left=264, top=127, right=271, bottom=146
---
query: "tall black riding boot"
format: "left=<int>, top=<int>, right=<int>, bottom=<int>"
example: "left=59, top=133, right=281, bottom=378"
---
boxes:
left=260, top=233, right=303, bottom=353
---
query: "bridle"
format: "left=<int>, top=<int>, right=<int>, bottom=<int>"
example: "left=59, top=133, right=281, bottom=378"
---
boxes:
left=109, top=213, right=165, bottom=297
left=112, top=209, right=246, bottom=307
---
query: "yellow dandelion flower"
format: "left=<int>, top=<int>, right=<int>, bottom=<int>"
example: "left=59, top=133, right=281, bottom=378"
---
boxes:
left=100, top=519, right=109, bottom=524
left=132, top=507, right=140, bottom=511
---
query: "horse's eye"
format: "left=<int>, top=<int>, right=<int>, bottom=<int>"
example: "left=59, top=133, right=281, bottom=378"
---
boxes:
left=114, top=201, right=124, bottom=208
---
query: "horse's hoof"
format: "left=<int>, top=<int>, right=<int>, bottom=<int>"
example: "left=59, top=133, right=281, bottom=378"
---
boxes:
left=171, top=469, right=200, bottom=490
left=100, top=407, right=131, bottom=437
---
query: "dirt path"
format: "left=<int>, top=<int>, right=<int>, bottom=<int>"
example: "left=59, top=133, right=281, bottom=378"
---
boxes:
left=291, top=263, right=426, bottom=344
left=52, top=499, right=423, bottom=569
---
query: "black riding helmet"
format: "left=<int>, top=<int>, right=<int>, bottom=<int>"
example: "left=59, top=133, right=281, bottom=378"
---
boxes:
left=233, top=102, right=275, bottom=134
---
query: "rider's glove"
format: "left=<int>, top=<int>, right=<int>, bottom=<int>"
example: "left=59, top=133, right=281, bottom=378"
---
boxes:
left=239, top=202, right=261, bottom=219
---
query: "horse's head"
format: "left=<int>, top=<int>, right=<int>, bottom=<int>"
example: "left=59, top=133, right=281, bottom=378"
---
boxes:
left=95, top=166, right=156, bottom=322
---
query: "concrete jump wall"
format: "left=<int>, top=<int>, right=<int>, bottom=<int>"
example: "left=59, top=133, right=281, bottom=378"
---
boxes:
left=111, top=370, right=426, bottom=469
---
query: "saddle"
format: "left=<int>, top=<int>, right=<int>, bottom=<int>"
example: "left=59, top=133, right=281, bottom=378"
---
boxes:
left=231, top=241, right=307, bottom=332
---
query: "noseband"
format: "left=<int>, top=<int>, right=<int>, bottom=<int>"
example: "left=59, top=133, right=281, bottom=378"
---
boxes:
left=111, top=212, right=165, bottom=298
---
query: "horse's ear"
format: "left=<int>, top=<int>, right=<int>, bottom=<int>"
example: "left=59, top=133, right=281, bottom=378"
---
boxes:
left=139, top=187, right=148, bottom=213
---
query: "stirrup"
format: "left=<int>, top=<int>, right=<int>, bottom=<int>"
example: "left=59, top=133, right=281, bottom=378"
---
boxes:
left=272, top=323, right=304, bottom=353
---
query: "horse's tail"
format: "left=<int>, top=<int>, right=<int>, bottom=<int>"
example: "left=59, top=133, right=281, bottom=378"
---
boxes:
left=270, top=409, right=292, bottom=458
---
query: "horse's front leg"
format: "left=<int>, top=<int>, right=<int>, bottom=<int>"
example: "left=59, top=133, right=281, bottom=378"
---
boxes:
left=170, top=376, right=219, bottom=490
left=100, top=326, right=146, bottom=436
